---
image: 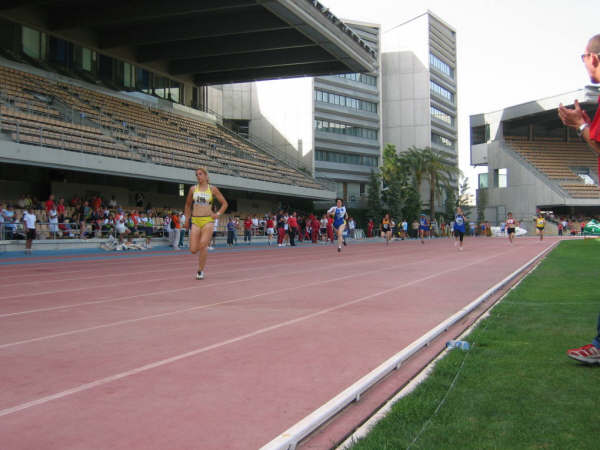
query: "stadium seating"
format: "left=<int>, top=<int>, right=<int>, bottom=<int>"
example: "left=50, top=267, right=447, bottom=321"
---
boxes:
left=0, top=65, right=323, bottom=190
left=505, top=136, right=600, bottom=198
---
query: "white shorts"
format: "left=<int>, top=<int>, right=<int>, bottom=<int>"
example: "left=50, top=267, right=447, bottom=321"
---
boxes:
left=116, top=225, right=127, bottom=234
left=266, top=228, right=274, bottom=235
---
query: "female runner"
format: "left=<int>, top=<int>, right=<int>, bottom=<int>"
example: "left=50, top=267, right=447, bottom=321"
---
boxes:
left=381, top=213, right=392, bottom=246
left=453, top=207, right=466, bottom=251
left=184, top=167, right=228, bottom=280
left=327, top=198, right=348, bottom=253
left=505, top=212, right=518, bottom=245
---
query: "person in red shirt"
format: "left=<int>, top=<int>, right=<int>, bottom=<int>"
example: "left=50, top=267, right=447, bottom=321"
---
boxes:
left=310, top=214, right=319, bottom=243
left=367, top=219, right=374, bottom=238
left=265, top=216, right=275, bottom=246
left=326, top=215, right=334, bottom=243
left=287, top=212, right=298, bottom=247
left=56, top=197, right=65, bottom=220
left=45, top=194, right=56, bottom=213
left=171, top=211, right=181, bottom=248
left=558, top=34, right=600, bottom=366
left=244, top=216, right=252, bottom=244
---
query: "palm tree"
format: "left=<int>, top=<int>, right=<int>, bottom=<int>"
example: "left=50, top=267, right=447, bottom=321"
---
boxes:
left=421, top=147, right=462, bottom=215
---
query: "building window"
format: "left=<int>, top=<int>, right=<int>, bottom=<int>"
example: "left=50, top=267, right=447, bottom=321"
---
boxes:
left=471, top=124, right=490, bottom=145
left=315, top=89, right=377, bottom=113
left=431, top=133, right=455, bottom=149
left=315, top=150, right=378, bottom=167
left=478, top=173, right=488, bottom=189
left=494, top=168, right=507, bottom=188
left=430, top=106, right=454, bottom=127
left=22, top=26, right=42, bottom=59
left=430, top=53, right=454, bottom=79
left=430, top=81, right=454, bottom=103
left=179, top=184, right=185, bottom=197
left=337, top=73, right=377, bottom=86
left=315, top=119, right=378, bottom=140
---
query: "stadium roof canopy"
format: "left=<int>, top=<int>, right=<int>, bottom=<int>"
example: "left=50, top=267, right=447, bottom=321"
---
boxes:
left=0, top=0, right=378, bottom=85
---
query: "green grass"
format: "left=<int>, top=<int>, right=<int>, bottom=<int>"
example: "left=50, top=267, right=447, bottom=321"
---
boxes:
left=350, top=240, right=600, bottom=450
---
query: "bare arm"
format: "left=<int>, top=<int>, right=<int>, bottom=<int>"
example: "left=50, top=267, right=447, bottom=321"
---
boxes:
left=184, top=187, right=194, bottom=228
left=211, top=186, right=228, bottom=219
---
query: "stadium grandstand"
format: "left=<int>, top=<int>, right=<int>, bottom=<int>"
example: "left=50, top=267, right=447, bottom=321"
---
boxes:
left=471, top=86, right=600, bottom=232
left=0, top=1, right=378, bottom=227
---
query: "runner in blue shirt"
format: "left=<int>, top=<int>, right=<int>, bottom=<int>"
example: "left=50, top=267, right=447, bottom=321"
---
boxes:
left=453, top=207, right=466, bottom=251
left=327, top=198, right=348, bottom=253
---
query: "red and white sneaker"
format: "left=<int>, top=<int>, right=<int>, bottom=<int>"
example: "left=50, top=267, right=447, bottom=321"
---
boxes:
left=567, top=344, right=600, bottom=364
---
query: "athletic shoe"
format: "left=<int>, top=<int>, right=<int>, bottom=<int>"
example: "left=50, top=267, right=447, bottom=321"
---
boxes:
left=567, top=344, right=600, bottom=364
left=337, top=247, right=341, bottom=252
left=208, top=246, right=214, bottom=250
left=278, top=244, right=282, bottom=247
left=196, top=271, right=204, bottom=280
left=343, top=239, right=347, bottom=246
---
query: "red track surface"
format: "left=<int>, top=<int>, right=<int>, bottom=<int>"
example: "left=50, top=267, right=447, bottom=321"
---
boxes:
left=0, top=237, right=557, bottom=449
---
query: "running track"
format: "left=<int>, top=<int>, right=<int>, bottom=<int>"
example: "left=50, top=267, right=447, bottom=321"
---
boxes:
left=0, top=237, right=558, bottom=449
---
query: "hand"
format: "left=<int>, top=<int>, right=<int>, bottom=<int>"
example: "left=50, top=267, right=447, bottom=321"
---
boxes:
left=558, top=100, right=588, bottom=128
left=210, top=212, right=219, bottom=220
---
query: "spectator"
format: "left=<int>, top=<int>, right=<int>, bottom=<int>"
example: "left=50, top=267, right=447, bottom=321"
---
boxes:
left=244, top=216, right=253, bottom=244
left=179, top=211, right=186, bottom=248
left=276, top=210, right=286, bottom=247
left=265, top=215, right=275, bottom=246
left=48, top=204, right=59, bottom=238
left=170, top=211, right=181, bottom=248
left=226, top=216, right=236, bottom=248
left=367, top=219, right=374, bottom=238
left=288, top=212, right=298, bottom=247
left=23, top=194, right=32, bottom=208
left=348, top=216, right=356, bottom=239
left=252, top=215, right=259, bottom=236
left=45, top=194, right=56, bottom=212
left=57, top=197, right=66, bottom=221
left=109, top=195, right=118, bottom=209
left=16, top=194, right=25, bottom=209
left=22, top=207, right=36, bottom=254
left=401, top=219, right=408, bottom=240
left=3, top=204, right=16, bottom=239
left=311, top=214, right=320, bottom=243
left=558, top=34, right=600, bottom=365
left=209, top=217, right=218, bottom=250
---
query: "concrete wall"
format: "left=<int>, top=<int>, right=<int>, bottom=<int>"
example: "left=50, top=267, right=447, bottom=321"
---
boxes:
left=250, top=77, right=314, bottom=171
left=481, top=142, right=566, bottom=225
left=382, top=14, right=431, bottom=153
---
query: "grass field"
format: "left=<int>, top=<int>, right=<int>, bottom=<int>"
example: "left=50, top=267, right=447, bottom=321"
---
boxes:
left=350, top=240, right=600, bottom=449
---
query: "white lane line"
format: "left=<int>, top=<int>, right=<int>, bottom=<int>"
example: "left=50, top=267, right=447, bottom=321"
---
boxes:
left=0, top=248, right=522, bottom=418
left=0, top=249, right=445, bottom=344
left=0, top=245, right=395, bottom=298
left=0, top=247, right=420, bottom=320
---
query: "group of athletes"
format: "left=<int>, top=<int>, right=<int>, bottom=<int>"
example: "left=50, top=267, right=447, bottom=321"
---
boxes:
left=184, top=166, right=548, bottom=281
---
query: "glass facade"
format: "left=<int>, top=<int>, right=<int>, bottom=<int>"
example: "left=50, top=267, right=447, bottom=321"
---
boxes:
left=430, top=80, right=454, bottom=103
left=18, top=26, right=183, bottom=104
left=431, top=132, right=455, bottom=149
left=315, top=89, right=377, bottom=113
left=430, top=106, right=454, bottom=127
left=316, top=150, right=378, bottom=167
left=336, top=73, right=377, bottom=86
left=430, top=53, right=454, bottom=79
left=315, top=119, right=377, bottom=140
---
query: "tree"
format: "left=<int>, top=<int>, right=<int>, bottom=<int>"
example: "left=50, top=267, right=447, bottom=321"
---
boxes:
left=457, top=177, right=473, bottom=218
left=380, top=144, right=413, bottom=221
left=421, top=148, right=462, bottom=216
left=477, top=187, right=487, bottom=225
left=444, top=185, right=457, bottom=222
left=366, top=169, right=383, bottom=224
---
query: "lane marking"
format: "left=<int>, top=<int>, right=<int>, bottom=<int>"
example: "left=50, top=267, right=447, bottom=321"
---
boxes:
left=0, top=245, right=548, bottom=418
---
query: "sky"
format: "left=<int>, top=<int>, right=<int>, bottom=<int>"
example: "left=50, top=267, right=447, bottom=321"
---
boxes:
left=321, top=0, right=600, bottom=197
